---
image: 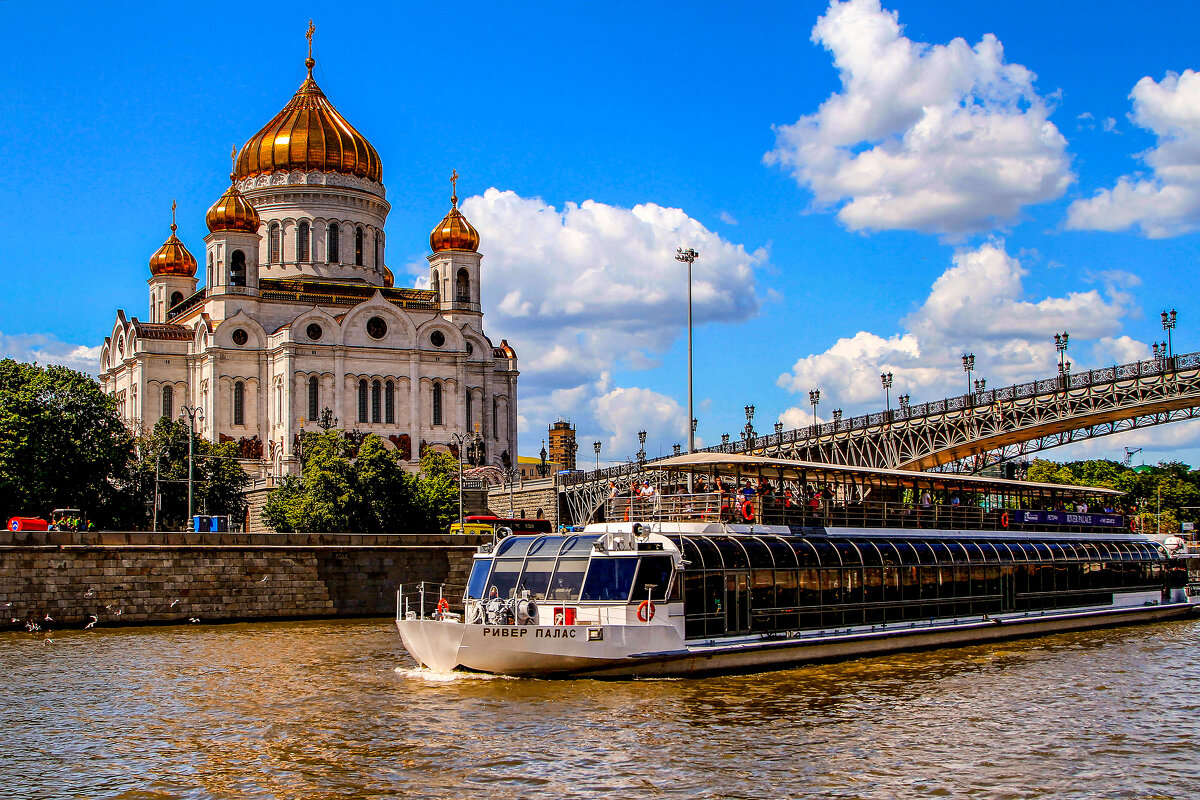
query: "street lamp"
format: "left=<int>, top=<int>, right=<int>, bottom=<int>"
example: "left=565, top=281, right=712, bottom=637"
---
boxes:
left=539, top=440, right=548, bottom=477
left=451, top=431, right=472, bottom=535
left=832, top=409, right=843, bottom=428
left=1161, top=309, right=1177, bottom=359
left=676, top=247, right=699, bottom=454
left=880, top=372, right=893, bottom=414
left=179, top=404, right=204, bottom=531
left=808, top=389, right=820, bottom=427
left=974, top=378, right=987, bottom=393
left=961, top=354, right=975, bottom=396
left=1053, top=331, right=1069, bottom=371
left=898, top=394, right=911, bottom=414
left=721, top=433, right=730, bottom=445
left=744, top=404, right=755, bottom=442
left=673, top=443, right=681, bottom=456
left=593, top=440, right=601, bottom=471
left=774, top=421, right=783, bottom=436
left=637, top=430, right=647, bottom=466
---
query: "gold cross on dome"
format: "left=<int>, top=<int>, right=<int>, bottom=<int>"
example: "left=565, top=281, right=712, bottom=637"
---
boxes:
left=230, top=144, right=237, bottom=171
left=450, top=169, right=459, bottom=194
left=307, top=20, right=315, bottom=58
left=171, top=198, right=178, bottom=231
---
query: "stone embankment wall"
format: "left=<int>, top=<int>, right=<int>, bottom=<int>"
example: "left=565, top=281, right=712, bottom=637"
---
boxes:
left=0, top=530, right=487, bottom=629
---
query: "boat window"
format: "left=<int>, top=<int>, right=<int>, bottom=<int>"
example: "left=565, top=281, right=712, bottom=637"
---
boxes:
left=518, top=557, right=557, bottom=599
left=486, top=558, right=524, bottom=599
left=526, top=537, right=561, bottom=557
left=910, top=541, right=935, bottom=565
left=969, top=541, right=994, bottom=562
left=856, top=540, right=884, bottom=566
left=1009, top=542, right=1035, bottom=562
left=742, top=537, right=774, bottom=570
left=547, top=557, right=588, bottom=601
left=580, top=557, right=639, bottom=602
left=945, top=541, right=969, bottom=563
left=680, top=537, right=706, bottom=571
left=1030, top=542, right=1053, bottom=561
left=494, top=536, right=538, bottom=558
left=712, top=537, right=749, bottom=570
left=791, top=538, right=822, bottom=568
left=690, top=537, right=722, bottom=570
left=465, top=558, right=492, bottom=599
left=631, top=556, right=673, bottom=602
left=1046, top=542, right=1068, bottom=561
left=808, top=539, right=840, bottom=568
left=876, top=541, right=902, bottom=566
left=558, top=535, right=600, bottom=556
left=892, top=540, right=918, bottom=565
left=928, top=541, right=951, bottom=564
left=765, top=538, right=798, bottom=570
left=993, top=541, right=1019, bottom=561
left=831, top=539, right=863, bottom=567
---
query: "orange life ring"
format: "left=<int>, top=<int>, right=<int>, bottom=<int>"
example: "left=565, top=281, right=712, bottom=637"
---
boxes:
left=1130, top=518, right=1137, bottom=532
left=637, top=600, right=656, bottom=622
left=741, top=499, right=755, bottom=522
left=436, top=597, right=450, bottom=615
left=1000, top=512, right=1009, bottom=529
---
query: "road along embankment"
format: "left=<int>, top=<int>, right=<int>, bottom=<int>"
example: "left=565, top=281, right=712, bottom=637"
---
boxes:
left=0, top=530, right=487, bottom=629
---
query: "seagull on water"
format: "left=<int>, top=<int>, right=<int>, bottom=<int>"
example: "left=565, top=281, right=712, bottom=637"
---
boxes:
left=188, top=617, right=200, bottom=623
left=170, top=599, right=180, bottom=607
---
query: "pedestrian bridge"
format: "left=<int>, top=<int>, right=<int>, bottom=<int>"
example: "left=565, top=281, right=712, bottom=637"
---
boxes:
left=509, top=351, right=1200, bottom=525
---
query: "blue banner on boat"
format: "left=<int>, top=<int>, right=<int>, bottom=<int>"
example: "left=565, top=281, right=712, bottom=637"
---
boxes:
left=1010, top=510, right=1123, bottom=527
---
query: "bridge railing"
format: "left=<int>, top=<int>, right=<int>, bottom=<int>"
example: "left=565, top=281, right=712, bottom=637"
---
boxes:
left=560, top=350, right=1200, bottom=487
left=602, top=494, right=1127, bottom=535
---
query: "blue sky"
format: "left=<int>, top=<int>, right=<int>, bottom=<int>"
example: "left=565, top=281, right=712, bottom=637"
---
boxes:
left=1, top=0, right=1198, bottom=467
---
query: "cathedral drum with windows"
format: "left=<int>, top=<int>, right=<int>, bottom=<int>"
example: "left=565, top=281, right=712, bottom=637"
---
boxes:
left=99, top=43, right=518, bottom=480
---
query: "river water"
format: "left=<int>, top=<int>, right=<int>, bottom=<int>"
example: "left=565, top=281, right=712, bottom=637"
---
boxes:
left=2, top=617, right=1198, bottom=799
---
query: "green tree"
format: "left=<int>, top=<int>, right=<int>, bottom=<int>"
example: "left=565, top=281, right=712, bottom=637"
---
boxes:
left=262, top=434, right=459, bottom=533
left=0, top=359, right=134, bottom=526
left=126, top=418, right=250, bottom=529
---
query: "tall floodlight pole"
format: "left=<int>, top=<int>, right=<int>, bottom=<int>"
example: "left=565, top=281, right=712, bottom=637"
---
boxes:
left=676, top=248, right=698, bottom=454
left=179, top=405, right=204, bottom=531
left=1161, top=309, right=1177, bottom=359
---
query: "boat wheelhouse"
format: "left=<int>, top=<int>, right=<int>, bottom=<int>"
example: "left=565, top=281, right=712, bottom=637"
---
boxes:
left=396, top=454, right=1195, bottom=678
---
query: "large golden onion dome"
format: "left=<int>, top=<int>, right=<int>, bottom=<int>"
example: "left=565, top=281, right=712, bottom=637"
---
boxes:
left=206, top=174, right=261, bottom=233
left=430, top=177, right=480, bottom=253
left=233, top=55, right=382, bottom=184
left=149, top=204, right=198, bottom=277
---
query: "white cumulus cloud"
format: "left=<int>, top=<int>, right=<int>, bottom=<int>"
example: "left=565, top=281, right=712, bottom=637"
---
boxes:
left=777, top=241, right=1136, bottom=424
left=766, top=0, right=1072, bottom=236
left=0, top=332, right=102, bottom=376
left=1067, top=69, right=1200, bottom=237
left=423, top=189, right=766, bottom=456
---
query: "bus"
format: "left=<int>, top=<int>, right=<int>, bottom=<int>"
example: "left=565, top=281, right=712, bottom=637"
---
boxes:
left=449, top=515, right=553, bottom=537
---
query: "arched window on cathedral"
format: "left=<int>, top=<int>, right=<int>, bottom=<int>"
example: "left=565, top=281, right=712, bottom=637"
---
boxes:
left=355, top=227, right=364, bottom=266
left=358, top=379, right=368, bottom=423
left=371, top=380, right=382, bottom=424
left=161, top=385, right=173, bottom=421
left=230, top=250, right=246, bottom=287
left=432, top=383, right=443, bottom=426
left=456, top=268, right=471, bottom=304
left=233, top=381, right=245, bottom=426
left=268, top=223, right=281, bottom=264
left=385, top=381, right=395, bottom=424
left=431, top=270, right=440, bottom=304
left=169, top=291, right=183, bottom=310
left=208, top=252, right=214, bottom=288
left=375, top=232, right=382, bottom=268
left=308, top=376, right=318, bottom=421
left=297, top=221, right=310, bottom=262
left=492, top=397, right=499, bottom=439
left=327, top=223, right=339, bottom=263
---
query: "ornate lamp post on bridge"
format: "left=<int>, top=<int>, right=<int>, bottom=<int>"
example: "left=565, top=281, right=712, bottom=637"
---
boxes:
left=538, top=440, right=549, bottom=477
left=1053, top=331, right=1069, bottom=372
left=179, top=404, right=204, bottom=531
left=808, top=389, right=820, bottom=429
left=961, top=354, right=975, bottom=398
left=832, top=409, right=843, bottom=429
left=1161, top=309, right=1177, bottom=360
left=676, top=247, right=699, bottom=454
left=743, top=405, right=755, bottom=443
left=898, top=394, right=910, bottom=416
left=593, top=440, right=601, bottom=471
left=880, top=372, right=893, bottom=415
left=637, top=430, right=647, bottom=467
left=974, top=378, right=987, bottom=393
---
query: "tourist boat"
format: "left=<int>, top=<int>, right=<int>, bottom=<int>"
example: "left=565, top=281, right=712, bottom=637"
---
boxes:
left=395, top=453, right=1197, bottom=678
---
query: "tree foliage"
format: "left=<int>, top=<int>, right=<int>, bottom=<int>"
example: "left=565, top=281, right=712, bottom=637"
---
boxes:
left=0, top=359, right=135, bottom=526
left=263, top=433, right=459, bottom=533
left=1023, top=456, right=1200, bottom=533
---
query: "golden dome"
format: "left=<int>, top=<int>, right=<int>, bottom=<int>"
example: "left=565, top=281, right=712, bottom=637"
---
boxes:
left=381, top=264, right=395, bottom=288
left=430, top=193, right=480, bottom=253
left=206, top=175, right=261, bottom=233
left=149, top=204, right=198, bottom=278
left=234, top=57, right=382, bottom=184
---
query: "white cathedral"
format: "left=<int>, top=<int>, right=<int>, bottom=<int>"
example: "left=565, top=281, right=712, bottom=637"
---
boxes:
left=99, top=44, right=519, bottom=479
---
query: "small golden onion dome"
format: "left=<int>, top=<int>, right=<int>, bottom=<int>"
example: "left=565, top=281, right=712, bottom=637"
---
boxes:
left=234, top=57, right=382, bottom=184
left=430, top=193, right=480, bottom=252
left=493, top=339, right=517, bottom=359
left=149, top=221, right=198, bottom=278
left=206, top=176, right=261, bottom=233
left=381, top=264, right=395, bottom=288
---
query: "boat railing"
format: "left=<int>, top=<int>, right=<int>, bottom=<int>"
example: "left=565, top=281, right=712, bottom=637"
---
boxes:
left=604, top=494, right=1128, bottom=534
left=396, top=581, right=461, bottom=621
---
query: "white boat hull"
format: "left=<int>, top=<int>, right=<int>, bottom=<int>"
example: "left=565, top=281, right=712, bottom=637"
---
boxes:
left=398, top=602, right=1195, bottom=679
